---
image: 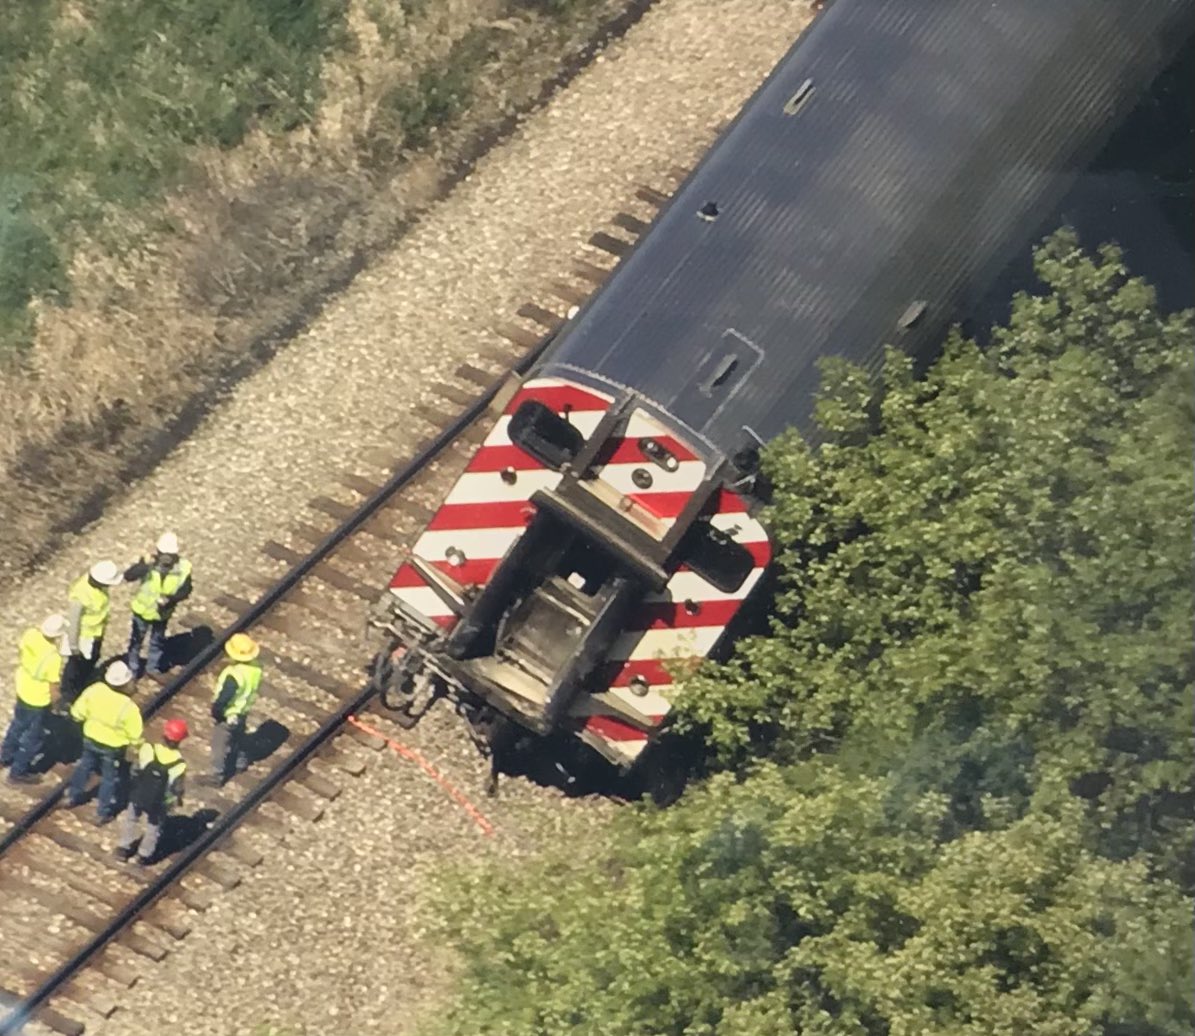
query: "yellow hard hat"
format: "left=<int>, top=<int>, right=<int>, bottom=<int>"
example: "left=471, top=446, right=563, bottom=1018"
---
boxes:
left=225, top=633, right=260, bottom=662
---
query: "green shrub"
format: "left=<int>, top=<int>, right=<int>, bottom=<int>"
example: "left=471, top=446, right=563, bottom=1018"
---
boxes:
left=0, top=0, right=348, bottom=353
left=367, top=28, right=495, bottom=165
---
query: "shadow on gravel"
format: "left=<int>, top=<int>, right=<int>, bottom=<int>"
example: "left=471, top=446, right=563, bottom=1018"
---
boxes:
left=163, top=807, right=219, bottom=857
left=491, top=727, right=701, bottom=806
left=165, top=625, right=215, bottom=669
left=244, top=718, right=289, bottom=766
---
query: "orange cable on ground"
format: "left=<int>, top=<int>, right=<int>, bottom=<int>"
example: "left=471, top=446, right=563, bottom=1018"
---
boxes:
left=347, top=715, right=496, bottom=837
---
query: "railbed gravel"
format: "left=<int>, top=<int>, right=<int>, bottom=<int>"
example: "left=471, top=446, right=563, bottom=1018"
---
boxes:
left=2, top=0, right=812, bottom=1032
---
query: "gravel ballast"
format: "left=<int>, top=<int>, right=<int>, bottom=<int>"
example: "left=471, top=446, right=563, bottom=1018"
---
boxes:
left=1, top=1, right=812, bottom=1032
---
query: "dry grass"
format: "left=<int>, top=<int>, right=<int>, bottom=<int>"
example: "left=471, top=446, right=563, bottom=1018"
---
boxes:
left=0, top=0, right=616, bottom=574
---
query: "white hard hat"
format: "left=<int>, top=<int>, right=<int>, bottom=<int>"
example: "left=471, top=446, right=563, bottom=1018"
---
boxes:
left=156, top=531, right=180, bottom=555
left=89, top=560, right=121, bottom=586
left=105, top=660, right=134, bottom=688
left=40, top=613, right=67, bottom=639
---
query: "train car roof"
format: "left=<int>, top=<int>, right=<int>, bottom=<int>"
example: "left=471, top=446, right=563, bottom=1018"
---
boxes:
left=538, top=0, right=1193, bottom=457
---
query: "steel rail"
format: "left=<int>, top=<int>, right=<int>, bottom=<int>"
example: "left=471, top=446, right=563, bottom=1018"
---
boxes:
left=0, top=682, right=378, bottom=1036
left=0, top=334, right=549, bottom=859
left=0, top=332, right=555, bottom=1032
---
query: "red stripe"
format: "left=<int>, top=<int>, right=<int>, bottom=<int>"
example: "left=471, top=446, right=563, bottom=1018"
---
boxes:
left=622, top=491, right=693, bottom=521
left=389, top=558, right=498, bottom=589
left=597, top=437, right=699, bottom=465
left=427, top=500, right=536, bottom=531
left=425, top=491, right=755, bottom=531
left=744, top=541, right=771, bottom=564
left=505, top=384, right=611, bottom=416
left=582, top=714, right=653, bottom=742
left=713, top=486, right=751, bottom=514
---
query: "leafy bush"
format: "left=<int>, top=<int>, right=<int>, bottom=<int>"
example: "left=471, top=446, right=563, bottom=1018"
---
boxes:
left=367, top=28, right=495, bottom=165
left=678, top=230, right=1194, bottom=879
left=436, top=767, right=1192, bottom=1036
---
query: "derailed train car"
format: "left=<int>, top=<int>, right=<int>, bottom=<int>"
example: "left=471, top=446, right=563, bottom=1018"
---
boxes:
left=368, top=0, right=1192, bottom=776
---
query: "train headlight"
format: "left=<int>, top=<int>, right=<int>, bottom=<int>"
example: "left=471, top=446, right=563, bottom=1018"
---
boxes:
left=638, top=437, right=679, bottom=473
left=629, top=675, right=650, bottom=697
left=445, top=547, right=467, bottom=568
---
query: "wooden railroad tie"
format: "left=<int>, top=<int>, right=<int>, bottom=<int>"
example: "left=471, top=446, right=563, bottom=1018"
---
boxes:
left=588, top=230, right=631, bottom=258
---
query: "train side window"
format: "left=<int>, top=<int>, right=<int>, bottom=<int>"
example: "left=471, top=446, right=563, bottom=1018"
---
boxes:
left=509, top=400, right=584, bottom=470
left=678, top=519, right=754, bottom=593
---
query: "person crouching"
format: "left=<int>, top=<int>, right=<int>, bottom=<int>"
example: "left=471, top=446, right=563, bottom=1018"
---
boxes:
left=116, top=718, right=188, bottom=865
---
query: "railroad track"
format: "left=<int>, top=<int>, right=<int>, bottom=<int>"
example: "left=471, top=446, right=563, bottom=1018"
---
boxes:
left=0, top=177, right=682, bottom=1036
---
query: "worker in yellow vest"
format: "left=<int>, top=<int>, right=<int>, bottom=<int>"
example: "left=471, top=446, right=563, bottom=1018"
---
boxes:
left=124, top=531, right=193, bottom=681
left=116, top=717, right=188, bottom=865
left=61, top=560, right=124, bottom=709
left=67, top=660, right=143, bottom=823
left=2, top=614, right=68, bottom=785
left=202, top=633, right=263, bottom=787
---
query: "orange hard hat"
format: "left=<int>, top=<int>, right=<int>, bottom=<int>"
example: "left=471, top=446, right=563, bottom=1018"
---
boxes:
left=163, top=718, right=189, bottom=742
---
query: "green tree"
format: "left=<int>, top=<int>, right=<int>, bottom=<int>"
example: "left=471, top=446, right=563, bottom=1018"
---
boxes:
left=677, top=231, right=1194, bottom=877
left=434, top=767, right=1192, bottom=1036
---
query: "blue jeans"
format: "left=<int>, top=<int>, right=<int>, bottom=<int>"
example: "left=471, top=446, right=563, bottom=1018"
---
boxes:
left=127, top=614, right=169, bottom=676
left=1, top=700, right=48, bottom=777
left=69, top=739, right=124, bottom=818
left=211, top=716, right=248, bottom=782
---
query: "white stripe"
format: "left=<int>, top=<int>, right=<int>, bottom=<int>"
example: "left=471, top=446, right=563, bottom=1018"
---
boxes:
left=588, top=685, right=673, bottom=719
left=652, top=567, right=767, bottom=604
left=623, top=411, right=687, bottom=443
left=442, top=469, right=562, bottom=506
left=592, top=459, right=706, bottom=497
left=410, top=527, right=525, bottom=563
left=389, top=585, right=455, bottom=620
left=613, top=625, right=724, bottom=661
left=578, top=729, right=650, bottom=762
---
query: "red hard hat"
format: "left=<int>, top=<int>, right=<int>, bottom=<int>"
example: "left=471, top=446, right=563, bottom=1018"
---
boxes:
left=163, top=718, right=189, bottom=742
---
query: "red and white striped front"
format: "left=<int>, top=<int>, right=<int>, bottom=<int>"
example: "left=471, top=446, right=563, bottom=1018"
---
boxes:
left=389, top=376, right=771, bottom=767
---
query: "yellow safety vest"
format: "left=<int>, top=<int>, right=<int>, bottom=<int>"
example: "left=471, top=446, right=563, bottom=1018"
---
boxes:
left=14, top=628, right=63, bottom=708
left=70, top=682, right=143, bottom=749
left=69, top=575, right=111, bottom=642
left=215, top=662, right=262, bottom=719
left=136, top=743, right=187, bottom=807
left=131, top=560, right=192, bottom=622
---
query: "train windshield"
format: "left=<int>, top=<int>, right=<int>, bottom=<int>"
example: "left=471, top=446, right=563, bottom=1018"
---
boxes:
left=509, top=400, right=583, bottom=469
left=677, top=519, right=753, bottom=593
